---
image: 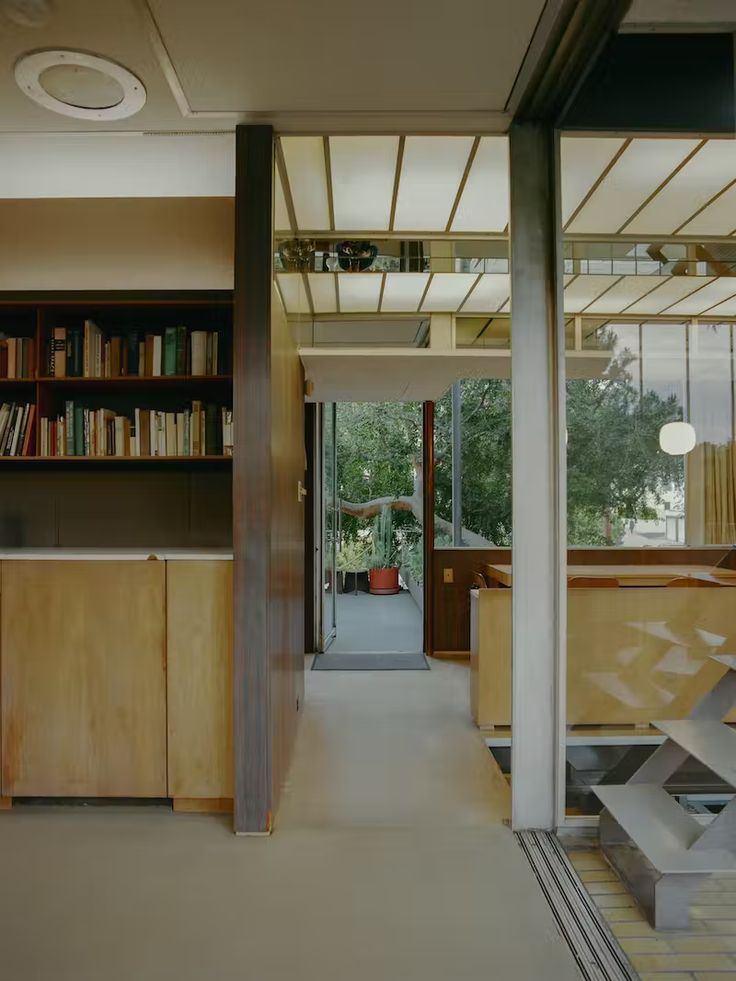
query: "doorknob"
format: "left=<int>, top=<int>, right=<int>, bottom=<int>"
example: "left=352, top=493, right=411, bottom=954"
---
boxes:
left=298, top=480, right=308, bottom=503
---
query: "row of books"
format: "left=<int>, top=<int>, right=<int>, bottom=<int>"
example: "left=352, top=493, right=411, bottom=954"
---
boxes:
left=0, top=337, right=35, bottom=379
left=39, top=401, right=233, bottom=458
left=46, top=322, right=225, bottom=378
left=0, top=402, right=35, bottom=456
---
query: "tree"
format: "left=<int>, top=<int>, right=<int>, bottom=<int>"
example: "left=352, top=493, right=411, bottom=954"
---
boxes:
left=335, top=349, right=684, bottom=549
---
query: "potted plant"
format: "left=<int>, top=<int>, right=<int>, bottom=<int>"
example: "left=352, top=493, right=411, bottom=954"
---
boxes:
left=368, top=506, right=401, bottom=595
left=336, top=537, right=370, bottom=593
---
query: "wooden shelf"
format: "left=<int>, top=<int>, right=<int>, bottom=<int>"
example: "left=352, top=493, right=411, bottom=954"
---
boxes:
left=0, top=377, right=37, bottom=384
left=0, top=455, right=232, bottom=464
left=36, top=375, right=232, bottom=385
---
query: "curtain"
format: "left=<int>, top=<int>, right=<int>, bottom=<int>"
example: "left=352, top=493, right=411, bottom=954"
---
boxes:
left=686, top=442, right=736, bottom=545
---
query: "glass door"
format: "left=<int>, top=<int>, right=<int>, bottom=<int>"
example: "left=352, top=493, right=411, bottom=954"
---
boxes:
left=320, top=402, right=337, bottom=650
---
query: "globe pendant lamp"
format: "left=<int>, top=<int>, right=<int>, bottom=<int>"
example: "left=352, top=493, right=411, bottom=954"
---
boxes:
left=659, top=421, right=696, bottom=456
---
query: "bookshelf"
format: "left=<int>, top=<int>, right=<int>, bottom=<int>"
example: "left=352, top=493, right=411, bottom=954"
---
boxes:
left=0, top=294, right=233, bottom=549
left=0, top=296, right=233, bottom=463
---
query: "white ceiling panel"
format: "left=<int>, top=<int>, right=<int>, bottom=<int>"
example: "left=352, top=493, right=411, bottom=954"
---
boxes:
left=421, top=273, right=478, bottom=311
left=623, top=276, right=714, bottom=315
left=274, top=168, right=290, bottom=230
left=338, top=275, right=383, bottom=312
left=662, top=278, right=736, bottom=315
left=460, top=273, right=510, bottom=313
left=623, top=140, right=736, bottom=235
left=276, top=273, right=311, bottom=314
left=279, top=136, right=330, bottom=230
left=563, top=275, right=622, bottom=313
left=393, top=137, right=475, bottom=231
left=701, top=294, right=736, bottom=317
left=450, top=137, right=509, bottom=232
left=583, top=275, right=665, bottom=315
left=381, top=273, right=430, bottom=312
left=307, top=274, right=338, bottom=313
left=566, top=139, right=700, bottom=234
left=560, top=137, right=626, bottom=225
left=329, top=136, right=399, bottom=230
left=678, top=181, right=736, bottom=237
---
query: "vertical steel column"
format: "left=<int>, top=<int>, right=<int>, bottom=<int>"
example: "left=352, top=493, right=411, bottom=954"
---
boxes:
left=509, top=121, right=567, bottom=831
left=451, top=382, right=463, bottom=546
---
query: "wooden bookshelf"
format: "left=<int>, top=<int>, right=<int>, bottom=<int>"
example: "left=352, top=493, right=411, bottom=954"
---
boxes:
left=1, top=295, right=233, bottom=462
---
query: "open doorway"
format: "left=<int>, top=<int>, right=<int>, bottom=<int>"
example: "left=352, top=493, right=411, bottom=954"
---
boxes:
left=316, top=400, right=426, bottom=661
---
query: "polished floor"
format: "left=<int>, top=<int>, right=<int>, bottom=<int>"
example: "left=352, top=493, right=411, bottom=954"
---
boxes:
left=326, top=589, right=423, bottom=654
left=0, top=660, right=581, bottom=981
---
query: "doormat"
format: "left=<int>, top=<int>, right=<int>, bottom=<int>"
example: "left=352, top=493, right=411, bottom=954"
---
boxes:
left=312, top=651, right=429, bottom=671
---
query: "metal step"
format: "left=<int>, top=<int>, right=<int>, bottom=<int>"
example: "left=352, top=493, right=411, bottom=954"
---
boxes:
left=654, top=719, right=736, bottom=787
left=594, top=783, right=736, bottom=873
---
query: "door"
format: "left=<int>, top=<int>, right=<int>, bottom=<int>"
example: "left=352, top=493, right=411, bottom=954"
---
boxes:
left=320, top=402, right=338, bottom=650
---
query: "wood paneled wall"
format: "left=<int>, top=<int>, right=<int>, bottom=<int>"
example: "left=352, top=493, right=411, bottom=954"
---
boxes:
left=0, top=471, right=231, bottom=549
left=433, top=545, right=736, bottom=653
left=233, top=125, right=304, bottom=834
left=269, top=290, right=305, bottom=810
left=0, top=198, right=234, bottom=291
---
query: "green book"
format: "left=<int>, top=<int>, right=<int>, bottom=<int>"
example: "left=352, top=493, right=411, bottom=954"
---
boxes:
left=64, top=401, right=75, bottom=456
left=74, top=406, right=84, bottom=457
left=163, top=327, right=177, bottom=376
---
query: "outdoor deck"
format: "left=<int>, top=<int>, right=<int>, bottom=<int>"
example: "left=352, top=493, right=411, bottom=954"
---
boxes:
left=330, top=590, right=423, bottom=654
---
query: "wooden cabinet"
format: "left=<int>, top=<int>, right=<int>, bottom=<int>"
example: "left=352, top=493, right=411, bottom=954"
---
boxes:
left=166, top=561, right=232, bottom=800
left=1, top=560, right=167, bottom=797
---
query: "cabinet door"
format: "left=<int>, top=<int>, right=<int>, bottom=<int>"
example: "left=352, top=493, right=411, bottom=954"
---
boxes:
left=166, top=561, right=232, bottom=799
left=1, top=560, right=166, bottom=797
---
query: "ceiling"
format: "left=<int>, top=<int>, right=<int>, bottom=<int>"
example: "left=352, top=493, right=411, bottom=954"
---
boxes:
left=300, top=348, right=508, bottom=402
left=278, top=270, right=736, bottom=318
left=0, top=0, right=546, bottom=134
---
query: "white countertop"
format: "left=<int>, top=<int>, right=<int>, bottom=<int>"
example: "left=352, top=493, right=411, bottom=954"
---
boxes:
left=0, top=549, right=233, bottom=561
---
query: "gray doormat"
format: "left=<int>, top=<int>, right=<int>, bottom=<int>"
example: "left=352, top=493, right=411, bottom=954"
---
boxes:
left=313, top=651, right=429, bottom=671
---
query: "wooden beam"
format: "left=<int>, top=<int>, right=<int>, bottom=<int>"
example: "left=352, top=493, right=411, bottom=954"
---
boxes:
left=233, top=124, right=274, bottom=835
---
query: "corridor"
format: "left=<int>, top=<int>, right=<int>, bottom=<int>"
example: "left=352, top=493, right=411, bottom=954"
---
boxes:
left=0, top=660, right=580, bottom=981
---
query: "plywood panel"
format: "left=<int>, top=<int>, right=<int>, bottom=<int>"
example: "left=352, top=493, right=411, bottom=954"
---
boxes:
left=167, top=561, right=233, bottom=799
left=1, top=560, right=166, bottom=796
left=270, top=286, right=305, bottom=809
left=0, top=198, right=233, bottom=291
left=472, top=585, right=736, bottom=727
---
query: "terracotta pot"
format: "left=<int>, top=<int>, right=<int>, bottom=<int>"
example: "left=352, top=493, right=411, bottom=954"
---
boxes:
left=369, top=567, right=400, bottom=595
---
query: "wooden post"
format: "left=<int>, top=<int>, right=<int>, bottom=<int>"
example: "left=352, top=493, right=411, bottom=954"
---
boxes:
left=233, top=124, right=274, bottom=834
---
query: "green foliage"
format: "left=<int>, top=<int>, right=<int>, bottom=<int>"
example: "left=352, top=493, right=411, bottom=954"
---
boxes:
left=401, top=540, right=424, bottom=585
left=335, top=346, right=684, bottom=548
left=336, top=537, right=369, bottom=572
left=336, top=401, right=421, bottom=546
left=369, top=506, right=400, bottom=570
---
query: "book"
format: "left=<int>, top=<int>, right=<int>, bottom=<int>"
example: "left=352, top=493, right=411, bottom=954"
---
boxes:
left=191, top=332, right=207, bottom=376
left=53, top=327, right=66, bottom=377
left=38, top=400, right=232, bottom=458
left=164, top=327, right=177, bottom=376
left=152, top=335, right=162, bottom=377
left=65, top=401, right=75, bottom=456
left=176, top=325, right=187, bottom=376
left=127, top=333, right=139, bottom=376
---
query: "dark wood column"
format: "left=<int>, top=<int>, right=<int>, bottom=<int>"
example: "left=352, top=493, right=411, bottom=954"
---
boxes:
left=233, top=124, right=274, bottom=834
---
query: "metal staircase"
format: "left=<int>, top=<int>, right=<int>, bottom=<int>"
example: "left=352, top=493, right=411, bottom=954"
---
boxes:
left=594, top=655, right=736, bottom=929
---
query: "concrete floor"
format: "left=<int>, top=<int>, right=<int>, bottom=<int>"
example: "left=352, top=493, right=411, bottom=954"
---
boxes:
left=328, top=590, right=423, bottom=654
left=0, top=660, right=581, bottom=981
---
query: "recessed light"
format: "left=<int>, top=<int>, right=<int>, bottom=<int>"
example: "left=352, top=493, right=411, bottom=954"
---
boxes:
left=15, top=49, right=146, bottom=121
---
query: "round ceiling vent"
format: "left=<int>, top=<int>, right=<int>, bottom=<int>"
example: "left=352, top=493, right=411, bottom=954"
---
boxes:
left=15, top=50, right=146, bottom=120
